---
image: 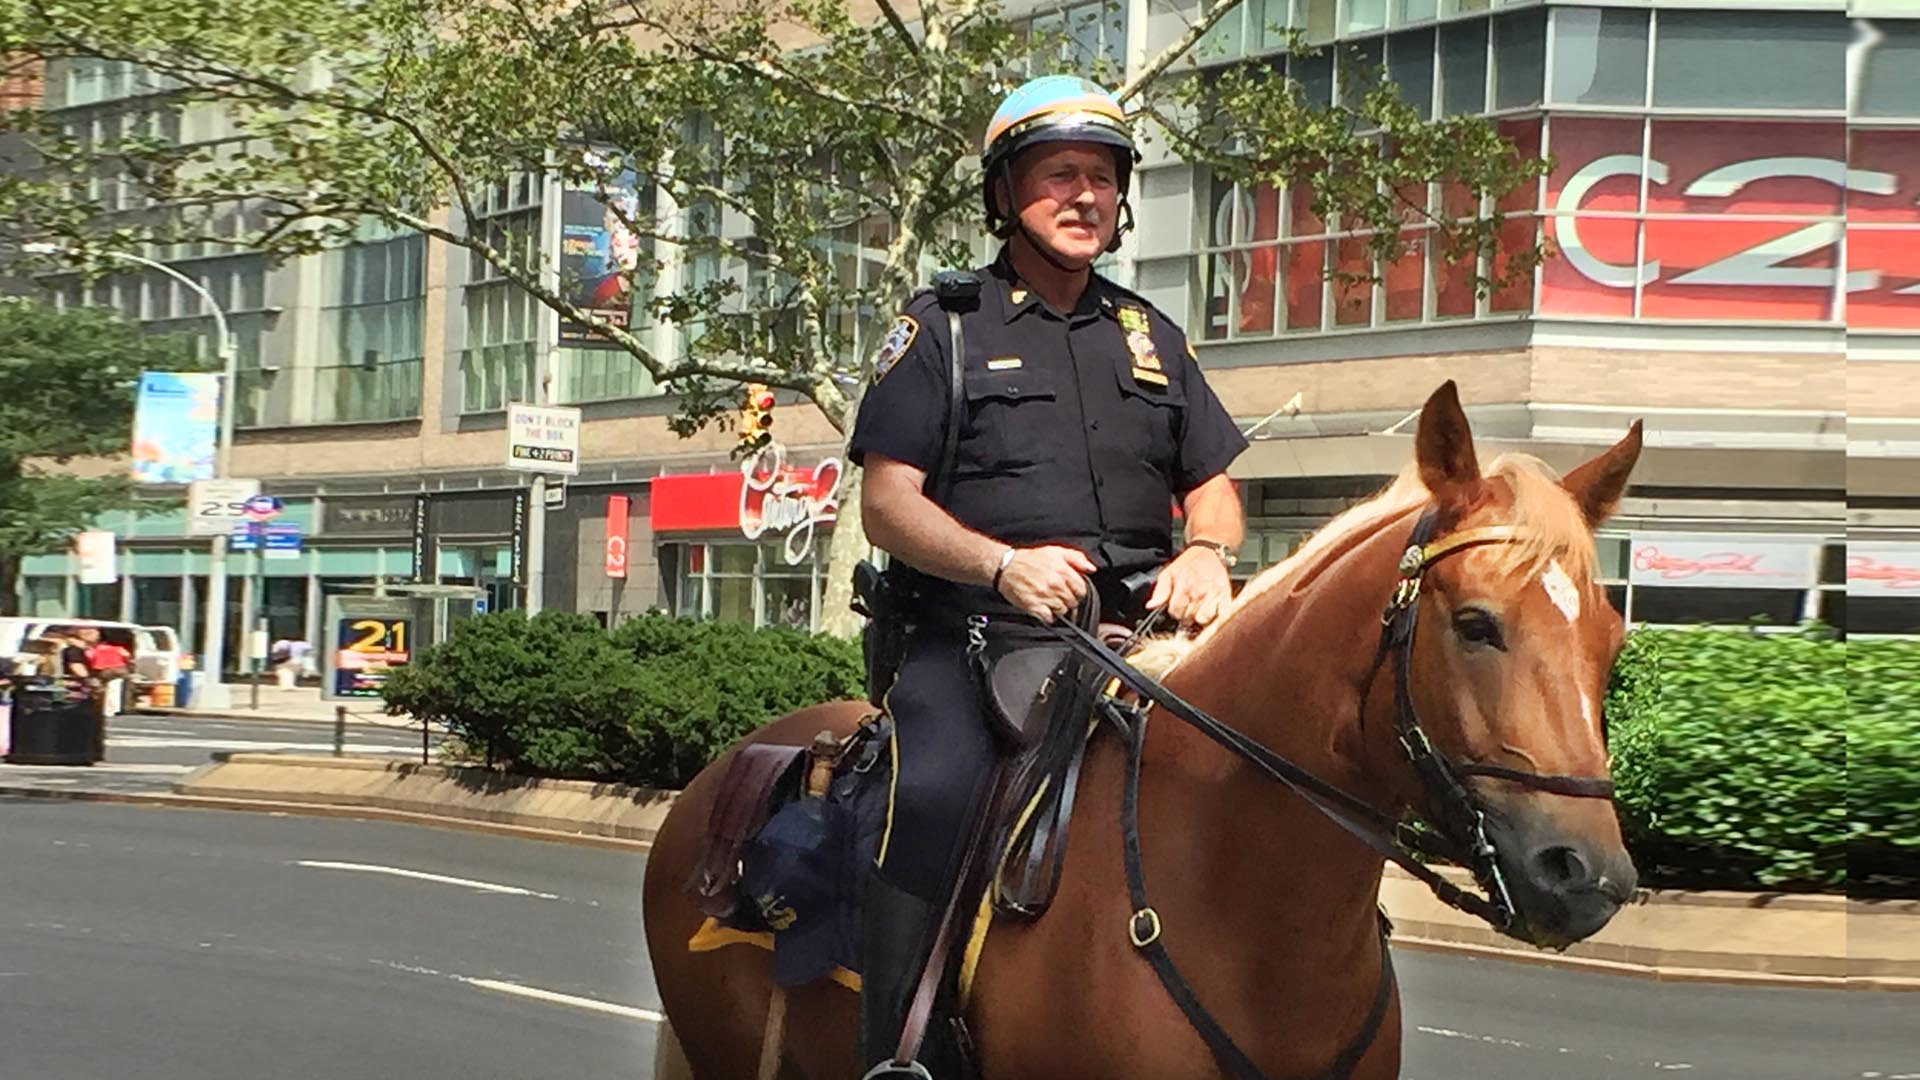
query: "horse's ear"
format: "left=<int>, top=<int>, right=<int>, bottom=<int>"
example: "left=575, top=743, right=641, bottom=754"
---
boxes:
left=1562, top=420, right=1642, bottom=526
left=1415, top=381, right=1480, bottom=502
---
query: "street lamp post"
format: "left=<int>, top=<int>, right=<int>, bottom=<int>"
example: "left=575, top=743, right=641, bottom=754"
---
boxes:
left=24, top=243, right=240, bottom=707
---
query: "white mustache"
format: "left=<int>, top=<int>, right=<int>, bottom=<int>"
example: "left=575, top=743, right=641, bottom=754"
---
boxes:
left=1061, top=208, right=1102, bottom=228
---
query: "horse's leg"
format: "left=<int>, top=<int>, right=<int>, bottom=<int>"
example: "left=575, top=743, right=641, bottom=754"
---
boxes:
left=652, top=1019, right=693, bottom=1080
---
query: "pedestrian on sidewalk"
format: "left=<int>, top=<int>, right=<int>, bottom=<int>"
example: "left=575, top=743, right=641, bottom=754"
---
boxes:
left=84, top=629, right=133, bottom=718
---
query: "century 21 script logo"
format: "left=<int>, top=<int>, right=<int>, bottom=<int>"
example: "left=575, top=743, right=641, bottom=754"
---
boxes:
left=1557, top=156, right=1911, bottom=294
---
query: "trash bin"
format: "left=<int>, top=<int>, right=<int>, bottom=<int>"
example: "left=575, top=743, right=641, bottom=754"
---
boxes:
left=5, top=681, right=105, bottom=765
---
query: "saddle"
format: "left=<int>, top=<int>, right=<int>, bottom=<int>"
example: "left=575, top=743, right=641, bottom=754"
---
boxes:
left=683, top=614, right=1134, bottom=983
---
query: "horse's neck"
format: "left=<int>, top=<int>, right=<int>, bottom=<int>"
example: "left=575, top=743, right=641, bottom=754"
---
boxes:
left=1143, top=534, right=1405, bottom=948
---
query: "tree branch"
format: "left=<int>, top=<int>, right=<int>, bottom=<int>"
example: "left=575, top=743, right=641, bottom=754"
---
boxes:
left=1117, top=0, right=1245, bottom=104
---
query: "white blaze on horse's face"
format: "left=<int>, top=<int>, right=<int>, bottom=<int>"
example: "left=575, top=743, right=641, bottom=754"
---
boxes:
left=1539, top=559, right=1580, bottom=624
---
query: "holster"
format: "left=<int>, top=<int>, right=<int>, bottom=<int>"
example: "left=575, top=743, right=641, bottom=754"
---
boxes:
left=853, top=560, right=912, bottom=708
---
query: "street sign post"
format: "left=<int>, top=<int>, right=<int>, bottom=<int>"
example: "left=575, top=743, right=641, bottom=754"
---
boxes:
left=506, top=403, right=582, bottom=476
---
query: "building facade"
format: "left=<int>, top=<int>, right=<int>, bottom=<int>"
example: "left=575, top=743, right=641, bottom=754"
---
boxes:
left=15, top=0, right=1916, bottom=670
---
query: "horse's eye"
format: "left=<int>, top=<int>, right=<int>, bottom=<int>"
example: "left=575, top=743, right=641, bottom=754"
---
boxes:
left=1452, top=608, right=1506, bottom=651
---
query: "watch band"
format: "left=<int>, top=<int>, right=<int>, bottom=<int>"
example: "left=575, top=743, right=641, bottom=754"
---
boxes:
left=1185, top=538, right=1238, bottom=568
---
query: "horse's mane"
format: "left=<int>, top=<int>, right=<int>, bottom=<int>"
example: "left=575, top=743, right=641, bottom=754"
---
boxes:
left=1133, top=454, right=1598, bottom=679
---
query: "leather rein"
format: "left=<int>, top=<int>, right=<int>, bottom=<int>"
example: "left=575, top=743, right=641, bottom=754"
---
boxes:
left=1044, top=507, right=1617, bottom=1080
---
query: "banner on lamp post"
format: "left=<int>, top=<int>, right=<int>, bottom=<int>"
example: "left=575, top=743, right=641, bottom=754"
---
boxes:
left=606, top=494, right=630, bottom=578
left=130, top=372, right=220, bottom=485
left=75, top=530, right=117, bottom=584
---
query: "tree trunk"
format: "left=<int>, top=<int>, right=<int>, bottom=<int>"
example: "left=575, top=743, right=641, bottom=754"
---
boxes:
left=0, top=554, right=18, bottom=616
left=817, top=468, right=869, bottom=638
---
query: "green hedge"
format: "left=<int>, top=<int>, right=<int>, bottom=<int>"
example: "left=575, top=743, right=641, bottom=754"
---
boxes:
left=1605, top=628, right=1918, bottom=894
left=1846, top=641, right=1920, bottom=894
left=386, top=613, right=1916, bottom=894
left=380, top=610, right=862, bottom=788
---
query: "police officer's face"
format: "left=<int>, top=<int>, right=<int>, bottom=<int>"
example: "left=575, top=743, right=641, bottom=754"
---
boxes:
left=1006, top=143, right=1120, bottom=263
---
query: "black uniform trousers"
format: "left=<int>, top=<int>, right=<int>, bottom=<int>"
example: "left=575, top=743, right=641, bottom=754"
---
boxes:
left=877, top=627, right=1000, bottom=905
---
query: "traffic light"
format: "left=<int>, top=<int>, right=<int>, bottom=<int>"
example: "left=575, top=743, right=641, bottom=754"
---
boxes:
left=738, top=382, right=775, bottom=451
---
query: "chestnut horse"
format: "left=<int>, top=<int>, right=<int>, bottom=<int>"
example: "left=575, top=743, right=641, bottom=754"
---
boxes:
left=642, top=382, right=1642, bottom=1079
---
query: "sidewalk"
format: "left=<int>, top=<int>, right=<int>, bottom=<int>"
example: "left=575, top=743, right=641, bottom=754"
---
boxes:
left=2, top=749, right=1910, bottom=991
left=139, top=682, right=417, bottom=728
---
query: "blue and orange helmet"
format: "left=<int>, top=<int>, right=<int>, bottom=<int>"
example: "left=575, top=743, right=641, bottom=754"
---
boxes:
left=981, top=75, right=1140, bottom=246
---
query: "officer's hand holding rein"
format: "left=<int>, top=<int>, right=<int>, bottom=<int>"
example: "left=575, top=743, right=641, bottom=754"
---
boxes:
left=992, top=545, right=1096, bottom=623
left=1147, top=543, right=1234, bottom=628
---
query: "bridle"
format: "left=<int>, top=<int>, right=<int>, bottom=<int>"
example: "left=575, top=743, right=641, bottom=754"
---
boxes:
left=1044, top=505, right=1618, bottom=1080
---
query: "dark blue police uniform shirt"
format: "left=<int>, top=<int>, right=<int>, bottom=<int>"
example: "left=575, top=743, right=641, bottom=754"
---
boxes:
left=848, top=250, right=1247, bottom=607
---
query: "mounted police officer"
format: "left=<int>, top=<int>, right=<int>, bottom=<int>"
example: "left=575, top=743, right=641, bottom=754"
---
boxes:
left=847, top=74, right=1249, bottom=1078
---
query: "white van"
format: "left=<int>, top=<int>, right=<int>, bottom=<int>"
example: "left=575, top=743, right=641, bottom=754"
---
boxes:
left=0, top=617, right=182, bottom=690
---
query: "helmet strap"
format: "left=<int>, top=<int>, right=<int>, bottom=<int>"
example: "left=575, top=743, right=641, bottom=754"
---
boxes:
left=1104, top=197, right=1135, bottom=254
left=1014, top=220, right=1098, bottom=274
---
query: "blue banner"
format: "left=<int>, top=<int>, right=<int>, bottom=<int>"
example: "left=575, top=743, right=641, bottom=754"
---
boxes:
left=130, top=372, right=220, bottom=484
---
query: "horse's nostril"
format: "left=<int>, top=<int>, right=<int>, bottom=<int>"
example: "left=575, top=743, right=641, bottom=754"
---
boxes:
left=1531, top=845, right=1592, bottom=890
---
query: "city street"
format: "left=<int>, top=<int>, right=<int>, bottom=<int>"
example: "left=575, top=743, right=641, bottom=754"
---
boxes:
left=1, top=800, right=1908, bottom=1080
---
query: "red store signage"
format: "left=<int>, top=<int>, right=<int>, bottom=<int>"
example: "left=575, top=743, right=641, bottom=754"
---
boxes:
left=1848, top=542, right=1920, bottom=598
left=1542, top=119, right=1920, bottom=326
left=649, top=445, right=841, bottom=564
left=1627, top=533, right=1819, bottom=591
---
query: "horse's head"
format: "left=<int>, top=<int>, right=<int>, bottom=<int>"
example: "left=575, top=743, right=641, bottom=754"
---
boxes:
left=1396, top=382, right=1641, bottom=948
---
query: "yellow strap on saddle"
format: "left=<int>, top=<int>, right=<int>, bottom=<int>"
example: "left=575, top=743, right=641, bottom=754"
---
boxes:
left=686, top=917, right=864, bottom=993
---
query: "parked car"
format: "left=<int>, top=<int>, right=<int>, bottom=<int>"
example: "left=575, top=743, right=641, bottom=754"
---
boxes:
left=0, top=617, right=182, bottom=694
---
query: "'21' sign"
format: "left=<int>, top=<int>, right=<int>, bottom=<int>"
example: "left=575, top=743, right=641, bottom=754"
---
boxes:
left=1555, top=156, right=1912, bottom=294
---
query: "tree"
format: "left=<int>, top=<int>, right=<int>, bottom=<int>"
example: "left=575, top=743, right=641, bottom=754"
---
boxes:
left=0, top=0, right=1549, bottom=633
left=0, top=298, right=197, bottom=614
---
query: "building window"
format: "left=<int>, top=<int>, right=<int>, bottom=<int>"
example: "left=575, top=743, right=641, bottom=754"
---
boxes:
left=1651, top=11, right=1848, bottom=112
left=1388, top=27, right=1436, bottom=120
left=1489, top=8, right=1544, bottom=110
left=670, top=541, right=823, bottom=632
left=1029, top=0, right=1128, bottom=72
left=1856, top=19, right=1920, bottom=120
left=462, top=202, right=541, bottom=413
left=318, top=228, right=425, bottom=423
left=1549, top=7, right=1647, bottom=107
left=1438, top=17, right=1488, bottom=117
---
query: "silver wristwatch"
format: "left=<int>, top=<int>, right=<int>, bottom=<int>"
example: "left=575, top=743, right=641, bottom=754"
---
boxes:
left=1185, top=538, right=1238, bottom=569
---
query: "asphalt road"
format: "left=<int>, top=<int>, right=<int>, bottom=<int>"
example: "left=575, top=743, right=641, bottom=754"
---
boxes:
left=0, top=800, right=1907, bottom=1080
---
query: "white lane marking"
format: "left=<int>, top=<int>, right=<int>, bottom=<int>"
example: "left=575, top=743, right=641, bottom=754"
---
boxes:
left=292, top=860, right=560, bottom=900
left=1415, top=1024, right=1532, bottom=1051
left=377, top=961, right=661, bottom=1023
left=1540, top=559, right=1581, bottom=623
left=463, top=978, right=664, bottom=1023
left=1414, top=1025, right=1694, bottom=1072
